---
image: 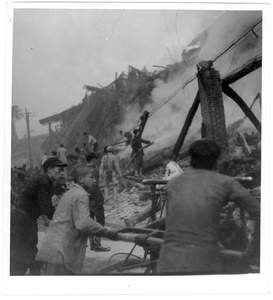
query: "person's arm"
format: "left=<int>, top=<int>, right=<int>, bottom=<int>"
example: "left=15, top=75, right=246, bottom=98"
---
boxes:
left=141, top=138, right=151, bottom=145
left=164, top=164, right=170, bottom=179
left=73, top=192, right=107, bottom=236
left=41, top=214, right=51, bottom=226
left=227, top=179, right=260, bottom=220
left=227, top=179, right=260, bottom=262
left=89, top=136, right=97, bottom=145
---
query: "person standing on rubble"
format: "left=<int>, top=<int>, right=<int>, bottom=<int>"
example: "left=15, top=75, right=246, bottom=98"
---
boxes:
left=131, top=129, right=151, bottom=177
left=156, top=139, right=260, bottom=274
left=100, top=146, right=123, bottom=201
left=10, top=157, right=67, bottom=275
left=86, top=152, right=111, bottom=252
left=57, top=144, right=69, bottom=179
left=83, top=132, right=98, bottom=153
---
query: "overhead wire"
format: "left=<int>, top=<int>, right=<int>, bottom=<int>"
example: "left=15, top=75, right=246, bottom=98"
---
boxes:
left=163, top=10, right=178, bottom=63
left=112, top=10, right=125, bottom=34
left=112, top=17, right=262, bottom=145
left=227, top=36, right=262, bottom=126
left=212, top=17, right=262, bottom=63
left=174, top=10, right=194, bottom=113
left=175, top=11, right=183, bottom=51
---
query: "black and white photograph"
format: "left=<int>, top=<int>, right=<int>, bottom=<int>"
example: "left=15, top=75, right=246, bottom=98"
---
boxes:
left=1, top=0, right=271, bottom=297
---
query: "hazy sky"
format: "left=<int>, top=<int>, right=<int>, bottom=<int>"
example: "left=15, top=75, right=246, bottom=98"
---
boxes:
left=11, top=7, right=224, bottom=138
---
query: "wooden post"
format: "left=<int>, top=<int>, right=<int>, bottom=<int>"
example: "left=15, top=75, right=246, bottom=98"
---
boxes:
left=222, top=84, right=261, bottom=132
left=25, top=109, right=33, bottom=168
left=173, top=92, right=200, bottom=161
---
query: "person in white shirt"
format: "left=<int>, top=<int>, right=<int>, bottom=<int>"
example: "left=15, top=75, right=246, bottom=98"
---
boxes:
left=83, top=132, right=98, bottom=152
left=161, top=148, right=183, bottom=180
left=124, top=148, right=183, bottom=227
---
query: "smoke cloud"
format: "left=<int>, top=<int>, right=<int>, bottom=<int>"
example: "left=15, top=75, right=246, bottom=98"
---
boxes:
left=116, top=10, right=262, bottom=160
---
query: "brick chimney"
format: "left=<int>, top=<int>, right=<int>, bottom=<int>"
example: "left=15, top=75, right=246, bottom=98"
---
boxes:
left=197, top=61, right=229, bottom=171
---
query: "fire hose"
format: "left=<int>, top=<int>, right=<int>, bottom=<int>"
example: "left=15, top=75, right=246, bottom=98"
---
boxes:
left=108, top=229, right=244, bottom=260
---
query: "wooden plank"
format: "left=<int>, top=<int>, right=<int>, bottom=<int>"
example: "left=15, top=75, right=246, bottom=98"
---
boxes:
left=222, top=85, right=261, bottom=132
left=222, top=54, right=262, bottom=86
left=173, top=92, right=200, bottom=161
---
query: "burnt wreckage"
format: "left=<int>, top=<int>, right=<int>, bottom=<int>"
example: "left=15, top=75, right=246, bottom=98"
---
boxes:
left=31, top=11, right=262, bottom=274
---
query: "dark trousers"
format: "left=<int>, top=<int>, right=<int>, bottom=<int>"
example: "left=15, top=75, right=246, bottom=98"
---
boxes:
left=10, top=210, right=42, bottom=275
left=89, top=205, right=105, bottom=247
left=90, top=205, right=105, bottom=226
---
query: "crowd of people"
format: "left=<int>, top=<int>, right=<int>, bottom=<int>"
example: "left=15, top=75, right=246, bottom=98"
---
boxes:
left=10, top=126, right=261, bottom=275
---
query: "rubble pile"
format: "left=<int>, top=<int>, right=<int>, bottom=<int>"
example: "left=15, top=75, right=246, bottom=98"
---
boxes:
left=10, top=127, right=261, bottom=229
left=104, top=188, right=150, bottom=226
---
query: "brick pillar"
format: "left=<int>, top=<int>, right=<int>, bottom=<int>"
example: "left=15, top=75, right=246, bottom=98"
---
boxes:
left=197, top=62, right=229, bottom=172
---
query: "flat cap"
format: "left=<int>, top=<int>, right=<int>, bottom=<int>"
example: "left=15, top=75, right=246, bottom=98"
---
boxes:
left=43, top=157, right=67, bottom=172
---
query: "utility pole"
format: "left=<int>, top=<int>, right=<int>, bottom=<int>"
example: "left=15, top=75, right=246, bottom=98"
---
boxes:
left=25, top=108, right=33, bottom=168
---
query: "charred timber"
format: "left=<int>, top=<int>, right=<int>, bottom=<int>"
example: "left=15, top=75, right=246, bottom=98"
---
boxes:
left=222, top=54, right=262, bottom=86
left=222, top=85, right=261, bottom=132
left=173, top=92, right=200, bottom=161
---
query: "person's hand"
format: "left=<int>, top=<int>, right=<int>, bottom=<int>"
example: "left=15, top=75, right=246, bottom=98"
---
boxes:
left=103, top=228, right=118, bottom=240
left=43, top=216, right=51, bottom=227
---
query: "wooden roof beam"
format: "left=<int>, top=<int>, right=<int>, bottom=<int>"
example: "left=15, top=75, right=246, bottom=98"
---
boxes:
left=222, top=54, right=262, bottom=86
left=222, top=84, right=261, bottom=133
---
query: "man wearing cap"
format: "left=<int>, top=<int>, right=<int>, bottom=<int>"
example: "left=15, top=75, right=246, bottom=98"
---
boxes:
left=156, top=139, right=260, bottom=274
left=10, top=157, right=67, bottom=275
left=57, top=144, right=69, bottom=179
left=100, top=146, right=123, bottom=201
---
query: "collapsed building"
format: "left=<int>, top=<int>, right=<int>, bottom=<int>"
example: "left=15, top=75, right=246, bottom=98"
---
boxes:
left=38, top=11, right=262, bottom=179
left=39, top=66, right=157, bottom=154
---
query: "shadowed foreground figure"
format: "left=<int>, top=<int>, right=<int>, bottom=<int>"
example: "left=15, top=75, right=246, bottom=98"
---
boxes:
left=156, top=139, right=260, bottom=275
left=10, top=157, right=67, bottom=275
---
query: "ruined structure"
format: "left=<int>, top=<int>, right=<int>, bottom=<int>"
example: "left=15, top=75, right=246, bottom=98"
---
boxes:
left=37, top=11, right=262, bottom=174
left=39, top=67, right=157, bottom=154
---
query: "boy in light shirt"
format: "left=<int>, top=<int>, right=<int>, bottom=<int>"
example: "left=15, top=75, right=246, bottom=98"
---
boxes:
left=161, top=148, right=183, bottom=180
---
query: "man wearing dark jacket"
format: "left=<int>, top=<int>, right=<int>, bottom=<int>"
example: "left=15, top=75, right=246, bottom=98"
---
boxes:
left=10, top=157, right=67, bottom=275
